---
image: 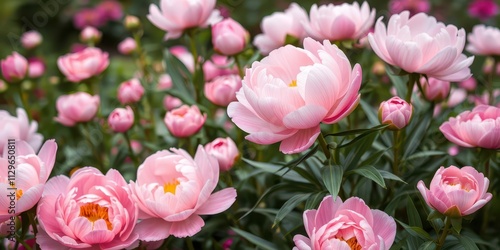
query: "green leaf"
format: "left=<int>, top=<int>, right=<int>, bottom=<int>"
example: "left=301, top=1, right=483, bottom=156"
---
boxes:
left=238, top=183, right=288, bottom=220
left=403, top=111, right=432, bottom=158
left=359, top=148, right=389, bottom=168
left=242, top=158, right=308, bottom=183
left=163, top=50, right=196, bottom=104
left=325, top=124, right=388, bottom=137
left=349, top=165, right=386, bottom=188
left=304, top=192, right=327, bottom=210
left=405, top=151, right=446, bottom=161
left=456, top=234, right=479, bottom=250
left=343, top=132, right=378, bottom=170
left=407, top=196, right=422, bottom=227
left=396, top=219, right=433, bottom=241
left=273, top=193, right=310, bottom=227
left=321, top=164, right=344, bottom=199
left=418, top=241, right=437, bottom=250
left=230, top=227, right=277, bottom=250
left=450, top=217, right=462, bottom=234
left=379, top=170, right=407, bottom=184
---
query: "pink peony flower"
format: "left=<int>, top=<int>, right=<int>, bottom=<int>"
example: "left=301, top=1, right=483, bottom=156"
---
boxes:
left=0, top=140, right=57, bottom=224
left=55, top=92, right=100, bottom=126
left=467, top=25, right=500, bottom=56
left=57, top=47, right=109, bottom=82
left=163, top=95, right=183, bottom=111
left=439, top=105, right=500, bottom=149
left=118, top=37, right=137, bottom=55
left=417, top=166, right=492, bottom=216
left=446, top=88, right=467, bottom=107
left=379, top=96, right=413, bottom=130
left=468, top=0, right=499, bottom=20
left=164, top=105, right=206, bottom=137
left=420, top=77, right=450, bottom=102
left=254, top=3, right=308, bottom=55
left=157, top=74, right=172, bottom=90
left=368, top=11, right=474, bottom=82
left=73, top=8, right=106, bottom=29
left=0, top=108, right=43, bottom=155
left=80, top=26, right=102, bottom=44
left=117, top=78, right=145, bottom=104
left=1, top=52, right=28, bottom=83
left=204, top=137, right=240, bottom=171
left=228, top=38, right=362, bottom=154
left=27, top=57, right=46, bottom=78
left=202, top=55, right=238, bottom=81
left=212, top=18, right=249, bottom=55
left=21, top=30, right=42, bottom=49
left=303, top=2, right=375, bottom=42
left=389, top=0, right=430, bottom=16
left=204, top=74, right=242, bottom=106
left=147, top=0, right=222, bottom=40
left=129, top=146, right=237, bottom=239
left=108, top=106, right=134, bottom=133
left=36, top=167, right=140, bottom=249
left=293, top=196, right=396, bottom=250
left=95, top=0, right=123, bottom=22
left=170, top=46, right=195, bottom=72
left=459, top=77, right=477, bottom=91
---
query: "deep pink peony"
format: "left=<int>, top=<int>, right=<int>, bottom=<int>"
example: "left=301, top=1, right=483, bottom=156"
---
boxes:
left=0, top=140, right=57, bottom=224
left=467, top=25, right=500, bottom=56
left=163, top=95, right=183, bottom=111
left=147, top=0, right=221, bottom=40
left=254, top=3, right=308, bottom=55
left=129, top=146, right=237, bottom=239
left=368, top=11, right=474, bottom=82
left=117, top=78, right=145, bottom=105
left=164, top=105, right=206, bottom=138
left=204, top=74, right=242, bottom=106
left=293, top=196, right=396, bottom=250
left=389, top=0, right=430, bottom=16
left=36, top=167, right=140, bottom=249
left=57, top=47, right=109, bottom=82
left=378, top=96, right=413, bottom=130
left=468, top=0, right=499, bottom=20
left=204, top=137, right=240, bottom=172
left=417, top=166, right=492, bottom=216
left=55, top=92, right=100, bottom=127
left=228, top=38, right=362, bottom=154
left=0, top=108, right=43, bottom=155
left=1, top=52, right=28, bottom=83
left=439, top=105, right=500, bottom=149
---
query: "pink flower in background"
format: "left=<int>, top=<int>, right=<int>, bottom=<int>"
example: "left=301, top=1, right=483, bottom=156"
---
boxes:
left=27, top=57, right=46, bottom=78
left=254, top=3, right=308, bottom=55
left=468, top=0, right=499, bottom=20
left=157, top=73, right=173, bottom=90
left=212, top=18, right=249, bottom=55
left=420, top=77, right=450, bottom=102
left=378, top=96, right=413, bottom=130
left=1, top=52, right=28, bottom=83
left=164, top=105, right=206, bottom=137
left=163, top=95, right=183, bottom=111
left=205, top=137, right=240, bottom=171
left=446, top=88, right=467, bottom=107
left=170, top=46, right=195, bottom=72
left=36, top=167, right=140, bottom=249
left=108, top=106, right=134, bottom=133
left=118, top=37, right=137, bottom=55
left=73, top=8, right=106, bottom=29
left=440, top=105, right=500, bottom=149
left=70, top=43, right=87, bottom=53
left=21, top=30, right=42, bottom=49
left=95, top=0, right=123, bottom=22
left=293, top=196, right=396, bottom=250
left=79, top=26, right=102, bottom=44
left=205, top=74, right=242, bottom=106
left=117, top=78, right=145, bottom=104
left=303, top=2, right=375, bottom=42
left=368, top=11, right=474, bottom=82
left=228, top=38, right=361, bottom=154
left=203, top=55, right=238, bottom=81
left=55, top=92, right=100, bottom=126
left=459, top=77, right=477, bottom=91
left=417, top=166, right=492, bottom=216
left=57, top=47, right=109, bottom=82
left=147, top=0, right=222, bottom=40
left=467, top=25, right=500, bottom=56
left=389, top=0, right=430, bottom=16
left=470, top=90, right=500, bottom=107
left=129, top=146, right=237, bottom=239
left=0, top=108, right=43, bottom=155
left=0, top=140, right=57, bottom=223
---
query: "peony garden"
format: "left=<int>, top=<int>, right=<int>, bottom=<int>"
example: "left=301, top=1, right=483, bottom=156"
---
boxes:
left=1, top=0, right=500, bottom=249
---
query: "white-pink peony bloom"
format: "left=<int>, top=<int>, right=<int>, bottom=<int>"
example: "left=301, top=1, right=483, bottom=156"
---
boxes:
left=0, top=108, right=43, bottom=155
left=467, top=24, right=500, bottom=56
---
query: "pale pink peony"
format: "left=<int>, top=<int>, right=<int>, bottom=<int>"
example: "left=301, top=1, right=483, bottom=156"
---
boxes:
left=117, top=78, right=145, bottom=104
left=212, top=18, right=249, bottom=55
left=164, top=105, right=206, bottom=137
left=57, top=47, right=109, bottom=82
left=439, top=105, right=500, bottom=149
left=203, top=55, right=238, bottom=81
left=468, top=0, right=499, bottom=20
left=204, top=74, right=242, bottom=106
left=378, top=96, right=413, bottom=130
left=170, top=46, right=195, bottom=72
left=446, top=88, right=467, bottom=107
left=254, top=3, right=308, bottom=55
left=147, top=0, right=222, bottom=40
left=368, top=11, right=474, bottom=82
left=157, top=74, right=173, bottom=90
left=21, top=30, right=42, bottom=50
left=303, top=2, right=375, bottom=42
left=459, top=77, right=477, bottom=91
left=36, top=167, right=140, bottom=249
left=80, top=26, right=102, bottom=44
left=163, top=95, right=183, bottom=111
left=204, top=137, right=240, bottom=172
left=0, top=140, right=57, bottom=224
left=55, top=92, right=100, bottom=127
left=417, top=165, right=492, bottom=216
left=27, top=57, right=45, bottom=78
left=129, top=146, right=237, bottom=239
left=1, top=52, right=28, bottom=83
left=293, top=196, right=396, bottom=250
left=467, top=25, right=500, bottom=56
left=0, top=108, right=43, bottom=155
left=420, top=77, right=450, bottom=102
left=118, top=38, right=137, bottom=55
left=228, top=38, right=362, bottom=154
left=108, top=106, right=134, bottom=133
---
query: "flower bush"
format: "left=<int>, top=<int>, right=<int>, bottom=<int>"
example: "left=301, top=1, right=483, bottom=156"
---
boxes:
left=0, top=0, right=499, bottom=249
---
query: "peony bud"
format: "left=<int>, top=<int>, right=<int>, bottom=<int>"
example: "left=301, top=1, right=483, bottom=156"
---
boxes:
left=108, top=106, right=134, bottom=133
left=55, top=92, right=100, bottom=126
left=204, top=74, right=242, bottom=106
left=205, top=137, right=240, bottom=171
left=118, top=37, right=137, bottom=55
left=27, top=57, right=46, bottom=78
left=124, top=15, right=141, bottom=31
left=117, top=78, right=144, bottom=104
left=212, top=18, right=249, bottom=55
left=80, top=26, right=102, bottom=44
left=1, top=52, right=28, bottom=83
left=420, top=77, right=450, bottom=102
left=21, top=30, right=42, bottom=49
left=378, top=96, right=413, bottom=130
left=164, top=105, right=206, bottom=137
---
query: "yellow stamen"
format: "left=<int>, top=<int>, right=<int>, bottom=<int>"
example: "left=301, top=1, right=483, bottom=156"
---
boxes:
left=337, top=237, right=362, bottom=250
left=164, top=180, right=180, bottom=194
left=79, top=203, right=113, bottom=230
left=16, top=190, right=23, bottom=200
left=289, top=80, right=297, bottom=87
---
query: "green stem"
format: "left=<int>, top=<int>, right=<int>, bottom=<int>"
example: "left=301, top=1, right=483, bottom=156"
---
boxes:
left=80, top=123, right=104, bottom=172
left=234, top=54, right=245, bottom=78
left=17, top=85, right=32, bottom=121
left=436, top=217, right=451, bottom=250
left=481, top=158, right=492, bottom=234
left=406, top=73, right=419, bottom=103
left=15, top=235, right=32, bottom=250
left=317, top=132, right=331, bottom=160
left=123, top=132, right=141, bottom=167
left=392, top=130, right=401, bottom=176
left=187, top=30, right=203, bottom=102
left=488, top=58, right=497, bottom=105
left=186, top=237, right=195, bottom=250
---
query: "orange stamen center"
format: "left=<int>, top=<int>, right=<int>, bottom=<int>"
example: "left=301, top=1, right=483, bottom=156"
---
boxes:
left=79, top=203, right=113, bottom=230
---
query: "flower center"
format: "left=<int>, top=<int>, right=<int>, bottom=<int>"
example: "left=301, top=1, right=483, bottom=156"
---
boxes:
left=79, top=203, right=113, bottom=230
left=164, top=180, right=180, bottom=194
left=289, top=80, right=297, bottom=87
left=16, top=189, right=23, bottom=200
left=338, top=237, right=362, bottom=250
